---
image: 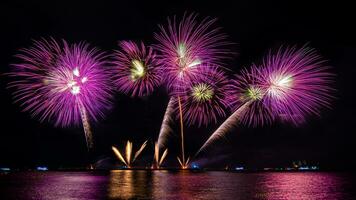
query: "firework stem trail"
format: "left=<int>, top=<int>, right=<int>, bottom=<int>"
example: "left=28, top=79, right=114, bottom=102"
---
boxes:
left=157, top=97, right=175, bottom=150
left=112, top=146, right=127, bottom=166
left=195, top=100, right=253, bottom=156
left=79, top=101, right=93, bottom=151
left=178, top=95, right=186, bottom=166
left=133, top=140, right=147, bottom=162
left=153, top=142, right=168, bottom=168
left=160, top=149, right=168, bottom=165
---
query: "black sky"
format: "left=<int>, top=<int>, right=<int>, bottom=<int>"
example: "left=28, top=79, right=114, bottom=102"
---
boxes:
left=0, top=0, right=355, bottom=169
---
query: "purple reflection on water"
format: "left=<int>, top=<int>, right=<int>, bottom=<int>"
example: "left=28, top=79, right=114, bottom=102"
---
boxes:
left=1, top=171, right=355, bottom=200
left=0, top=171, right=109, bottom=199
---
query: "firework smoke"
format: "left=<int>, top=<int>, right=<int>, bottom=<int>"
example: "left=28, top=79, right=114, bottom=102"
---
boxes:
left=8, top=38, right=112, bottom=150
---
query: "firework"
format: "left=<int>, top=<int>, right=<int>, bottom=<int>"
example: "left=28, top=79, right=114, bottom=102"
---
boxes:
left=174, top=66, right=233, bottom=127
left=256, top=45, right=334, bottom=125
left=112, top=140, right=148, bottom=168
left=152, top=142, right=168, bottom=169
left=196, top=45, right=334, bottom=154
left=229, top=66, right=276, bottom=127
left=154, top=12, right=231, bottom=91
left=112, top=41, right=162, bottom=97
left=8, top=38, right=112, bottom=150
left=154, top=13, right=231, bottom=168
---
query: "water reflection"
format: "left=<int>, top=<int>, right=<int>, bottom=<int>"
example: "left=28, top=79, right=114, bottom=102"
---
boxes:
left=108, top=170, right=153, bottom=199
left=1, top=171, right=355, bottom=200
left=258, top=172, right=351, bottom=200
left=0, top=171, right=108, bottom=199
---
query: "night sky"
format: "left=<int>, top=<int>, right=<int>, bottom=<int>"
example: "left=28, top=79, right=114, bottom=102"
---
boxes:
left=0, top=0, right=355, bottom=169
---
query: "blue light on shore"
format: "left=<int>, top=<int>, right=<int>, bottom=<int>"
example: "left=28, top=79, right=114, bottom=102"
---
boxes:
left=191, top=163, right=200, bottom=169
left=235, top=167, right=244, bottom=171
left=36, top=166, right=48, bottom=171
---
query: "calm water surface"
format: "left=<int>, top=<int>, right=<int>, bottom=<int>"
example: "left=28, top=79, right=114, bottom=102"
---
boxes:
left=1, top=171, right=355, bottom=200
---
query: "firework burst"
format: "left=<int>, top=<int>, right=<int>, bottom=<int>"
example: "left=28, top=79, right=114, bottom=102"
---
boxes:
left=175, top=66, right=233, bottom=127
left=112, top=41, right=162, bottom=97
left=8, top=38, right=112, bottom=149
left=229, top=66, right=276, bottom=127
left=154, top=12, right=231, bottom=91
left=256, top=45, right=334, bottom=125
left=196, top=45, right=334, bottom=154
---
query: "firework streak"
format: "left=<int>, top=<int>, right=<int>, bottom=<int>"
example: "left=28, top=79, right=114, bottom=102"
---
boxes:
left=196, top=100, right=252, bottom=155
left=112, top=140, right=148, bottom=168
left=153, top=142, right=168, bottom=169
left=157, top=97, right=175, bottom=150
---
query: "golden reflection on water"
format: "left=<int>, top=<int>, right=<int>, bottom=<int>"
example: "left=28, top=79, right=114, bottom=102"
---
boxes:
left=108, top=170, right=152, bottom=199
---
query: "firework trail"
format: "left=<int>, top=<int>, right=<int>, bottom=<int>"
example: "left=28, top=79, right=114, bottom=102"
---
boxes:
left=112, top=140, right=148, bottom=168
left=154, top=13, right=231, bottom=168
left=112, top=41, right=162, bottom=97
left=157, top=97, right=175, bottom=150
left=153, top=142, right=168, bottom=169
left=196, top=45, right=334, bottom=155
left=8, top=38, right=112, bottom=150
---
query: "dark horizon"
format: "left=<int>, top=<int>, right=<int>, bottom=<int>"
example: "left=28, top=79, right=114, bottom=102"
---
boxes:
left=1, top=0, right=355, bottom=170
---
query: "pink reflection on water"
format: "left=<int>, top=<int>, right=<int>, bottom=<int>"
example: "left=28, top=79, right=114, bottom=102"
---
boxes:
left=1, top=171, right=354, bottom=199
left=258, top=172, right=347, bottom=200
left=2, top=172, right=108, bottom=199
left=152, top=171, right=229, bottom=200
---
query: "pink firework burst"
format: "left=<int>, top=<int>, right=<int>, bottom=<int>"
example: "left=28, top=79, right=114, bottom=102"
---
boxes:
left=255, top=45, right=334, bottom=125
left=196, top=45, right=335, bottom=154
left=231, top=45, right=334, bottom=126
left=230, top=66, right=275, bottom=126
left=111, top=41, right=162, bottom=97
left=154, top=12, right=231, bottom=92
left=8, top=38, right=113, bottom=127
left=174, top=66, right=233, bottom=127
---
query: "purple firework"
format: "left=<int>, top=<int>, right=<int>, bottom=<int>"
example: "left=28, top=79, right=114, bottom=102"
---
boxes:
left=8, top=38, right=112, bottom=149
left=175, top=66, right=233, bottom=127
left=112, top=41, right=162, bottom=97
left=154, top=13, right=232, bottom=168
left=230, top=66, right=275, bottom=126
left=154, top=13, right=231, bottom=91
left=196, top=45, right=334, bottom=154
left=253, top=45, right=334, bottom=125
